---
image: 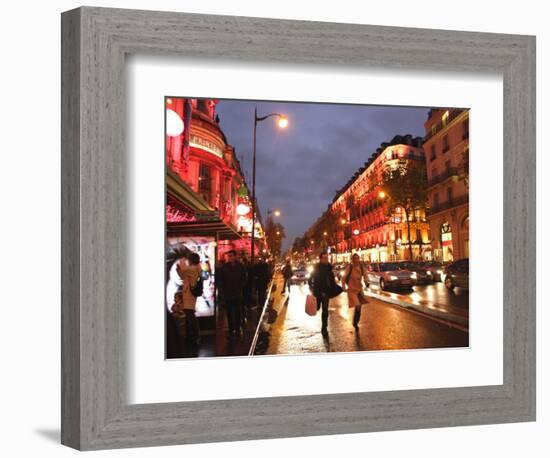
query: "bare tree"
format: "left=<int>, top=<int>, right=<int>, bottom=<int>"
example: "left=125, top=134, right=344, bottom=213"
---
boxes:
left=381, top=160, right=428, bottom=260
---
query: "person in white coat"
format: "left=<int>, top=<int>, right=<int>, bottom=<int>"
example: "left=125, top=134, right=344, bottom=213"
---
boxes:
left=342, top=253, right=369, bottom=329
left=173, top=252, right=203, bottom=344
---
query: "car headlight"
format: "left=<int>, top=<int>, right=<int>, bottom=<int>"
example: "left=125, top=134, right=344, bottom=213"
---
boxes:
left=426, top=271, right=432, bottom=276
left=410, top=272, right=417, bottom=279
left=389, top=275, right=398, bottom=281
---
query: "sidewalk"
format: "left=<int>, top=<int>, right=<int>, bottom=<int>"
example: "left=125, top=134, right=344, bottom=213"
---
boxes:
left=172, top=291, right=267, bottom=358
left=364, top=288, right=469, bottom=329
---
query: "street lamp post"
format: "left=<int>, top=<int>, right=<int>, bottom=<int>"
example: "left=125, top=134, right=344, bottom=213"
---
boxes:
left=251, top=108, right=288, bottom=264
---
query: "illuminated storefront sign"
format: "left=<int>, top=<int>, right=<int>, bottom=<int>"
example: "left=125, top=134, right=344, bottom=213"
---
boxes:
left=441, top=222, right=453, bottom=246
left=190, top=134, right=223, bottom=158
left=166, top=204, right=197, bottom=223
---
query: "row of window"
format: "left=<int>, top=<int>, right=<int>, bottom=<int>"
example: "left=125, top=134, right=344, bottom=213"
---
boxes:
left=432, top=187, right=454, bottom=208
left=198, top=162, right=237, bottom=212
left=344, top=228, right=425, bottom=246
left=428, top=120, right=469, bottom=161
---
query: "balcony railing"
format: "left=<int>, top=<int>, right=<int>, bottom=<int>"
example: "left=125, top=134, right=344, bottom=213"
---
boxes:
left=427, top=167, right=458, bottom=188
left=427, top=194, right=469, bottom=216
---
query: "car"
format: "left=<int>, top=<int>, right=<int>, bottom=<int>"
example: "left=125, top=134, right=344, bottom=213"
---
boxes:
left=420, top=260, right=446, bottom=282
left=290, top=266, right=310, bottom=285
left=396, top=261, right=433, bottom=284
left=442, top=258, right=469, bottom=290
left=366, top=262, right=416, bottom=291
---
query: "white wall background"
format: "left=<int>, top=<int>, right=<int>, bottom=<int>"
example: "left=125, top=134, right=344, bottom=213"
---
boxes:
left=0, top=1, right=546, bottom=456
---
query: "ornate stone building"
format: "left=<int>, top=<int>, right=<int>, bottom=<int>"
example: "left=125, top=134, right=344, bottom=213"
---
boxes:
left=423, top=108, right=469, bottom=262
left=165, top=97, right=265, bottom=260
left=301, top=135, right=431, bottom=263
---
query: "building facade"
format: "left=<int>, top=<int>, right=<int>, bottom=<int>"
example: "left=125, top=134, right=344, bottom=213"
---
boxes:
left=165, top=97, right=266, bottom=261
left=300, top=135, right=431, bottom=264
left=423, top=109, right=469, bottom=262
left=165, top=98, right=266, bottom=322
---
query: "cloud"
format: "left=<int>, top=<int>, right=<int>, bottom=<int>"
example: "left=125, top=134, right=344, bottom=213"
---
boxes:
left=215, top=99, right=428, bottom=251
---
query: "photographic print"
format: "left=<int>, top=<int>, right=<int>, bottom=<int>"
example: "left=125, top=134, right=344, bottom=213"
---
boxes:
left=165, top=97, right=470, bottom=359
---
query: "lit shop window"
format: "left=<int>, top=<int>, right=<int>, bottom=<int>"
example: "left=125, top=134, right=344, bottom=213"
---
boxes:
left=442, top=110, right=449, bottom=127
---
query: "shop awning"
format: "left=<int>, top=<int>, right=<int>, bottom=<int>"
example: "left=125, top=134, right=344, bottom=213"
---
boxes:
left=167, top=170, right=242, bottom=240
left=167, top=169, right=216, bottom=216
left=167, top=220, right=242, bottom=240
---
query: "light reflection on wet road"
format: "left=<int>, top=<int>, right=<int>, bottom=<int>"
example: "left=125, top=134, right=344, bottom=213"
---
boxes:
left=260, top=276, right=468, bottom=355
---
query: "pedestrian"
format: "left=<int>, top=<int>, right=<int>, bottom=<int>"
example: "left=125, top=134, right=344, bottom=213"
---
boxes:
left=254, top=258, right=271, bottom=309
left=173, top=252, right=203, bottom=345
left=245, top=258, right=257, bottom=310
left=217, top=250, right=247, bottom=336
left=342, top=253, right=369, bottom=329
left=308, top=251, right=339, bottom=335
left=282, top=259, right=293, bottom=295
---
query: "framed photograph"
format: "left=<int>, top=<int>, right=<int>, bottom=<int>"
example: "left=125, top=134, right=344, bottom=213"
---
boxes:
left=163, top=98, right=470, bottom=360
left=61, top=7, right=536, bottom=450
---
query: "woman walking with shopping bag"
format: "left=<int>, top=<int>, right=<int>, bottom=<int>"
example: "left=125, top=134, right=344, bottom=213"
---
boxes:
left=342, top=253, right=369, bottom=329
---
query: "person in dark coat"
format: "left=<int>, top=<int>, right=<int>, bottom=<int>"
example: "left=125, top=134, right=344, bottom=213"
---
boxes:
left=244, top=257, right=257, bottom=309
left=281, top=260, right=293, bottom=295
left=254, top=258, right=271, bottom=309
left=308, top=251, right=338, bottom=335
left=217, top=250, right=247, bottom=335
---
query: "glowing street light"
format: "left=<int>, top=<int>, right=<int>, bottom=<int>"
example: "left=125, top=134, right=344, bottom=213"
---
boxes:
left=166, top=108, right=184, bottom=137
left=277, top=117, right=289, bottom=129
left=251, top=109, right=289, bottom=263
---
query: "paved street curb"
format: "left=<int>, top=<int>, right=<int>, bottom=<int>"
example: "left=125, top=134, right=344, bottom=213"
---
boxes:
left=364, top=289, right=469, bottom=330
left=248, top=275, right=277, bottom=356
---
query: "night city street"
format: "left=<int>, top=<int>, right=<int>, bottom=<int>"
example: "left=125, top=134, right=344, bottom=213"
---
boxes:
left=254, top=273, right=468, bottom=356
left=164, top=98, right=470, bottom=359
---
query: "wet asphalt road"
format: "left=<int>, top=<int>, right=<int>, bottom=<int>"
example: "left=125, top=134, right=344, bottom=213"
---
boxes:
left=367, top=280, right=470, bottom=321
left=392, top=281, right=468, bottom=309
left=260, top=276, right=469, bottom=355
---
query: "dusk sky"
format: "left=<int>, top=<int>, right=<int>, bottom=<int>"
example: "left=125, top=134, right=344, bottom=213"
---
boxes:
left=216, top=100, right=430, bottom=252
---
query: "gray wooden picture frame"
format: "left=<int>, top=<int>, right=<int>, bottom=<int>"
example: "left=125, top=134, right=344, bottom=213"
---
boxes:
left=61, top=6, right=536, bottom=451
